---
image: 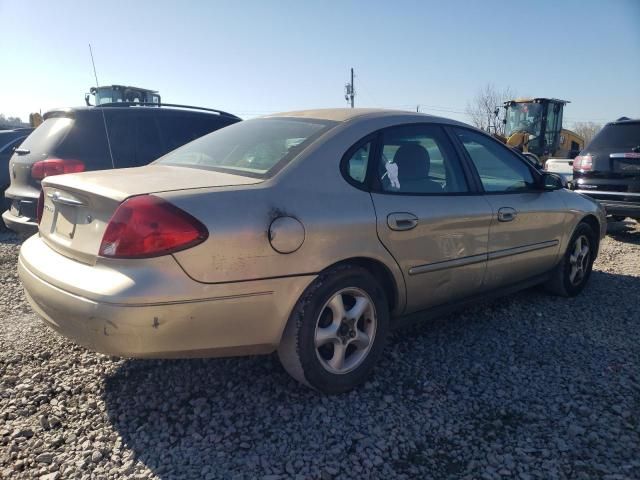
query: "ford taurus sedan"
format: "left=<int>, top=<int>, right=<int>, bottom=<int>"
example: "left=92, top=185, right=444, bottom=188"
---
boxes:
left=19, top=109, right=606, bottom=393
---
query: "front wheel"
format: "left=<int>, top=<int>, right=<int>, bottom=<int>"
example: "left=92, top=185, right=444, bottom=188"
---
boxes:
left=544, top=222, right=596, bottom=297
left=278, top=265, right=389, bottom=394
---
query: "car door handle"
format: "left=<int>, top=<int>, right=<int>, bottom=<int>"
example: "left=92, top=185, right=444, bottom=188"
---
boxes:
left=497, top=207, right=517, bottom=222
left=387, top=212, right=418, bottom=231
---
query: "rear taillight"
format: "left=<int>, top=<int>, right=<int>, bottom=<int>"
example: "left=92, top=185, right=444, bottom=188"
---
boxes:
left=36, top=190, right=44, bottom=224
left=31, top=159, right=85, bottom=180
left=99, top=195, right=208, bottom=259
left=573, top=155, right=593, bottom=171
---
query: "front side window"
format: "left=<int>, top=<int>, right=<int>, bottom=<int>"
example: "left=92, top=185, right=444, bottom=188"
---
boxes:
left=156, top=117, right=335, bottom=178
left=454, top=128, right=536, bottom=193
left=376, top=124, right=468, bottom=194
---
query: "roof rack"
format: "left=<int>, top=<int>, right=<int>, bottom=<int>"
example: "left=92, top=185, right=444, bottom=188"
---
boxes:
left=96, top=102, right=241, bottom=120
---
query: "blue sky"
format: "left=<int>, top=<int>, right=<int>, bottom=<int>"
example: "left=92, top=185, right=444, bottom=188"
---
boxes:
left=1, top=0, right=639, bottom=127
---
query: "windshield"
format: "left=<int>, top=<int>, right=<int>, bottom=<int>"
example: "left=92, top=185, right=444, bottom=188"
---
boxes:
left=505, top=103, right=544, bottom=138
left=95, top=88, right=125, bottom=105
left=156, top=117, right=336, bottom=178
left=587, top=123, right=640, bottom=150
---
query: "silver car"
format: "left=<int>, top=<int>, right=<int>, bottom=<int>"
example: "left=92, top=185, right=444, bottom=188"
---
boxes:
left=19, top=109, right=606, bottom=393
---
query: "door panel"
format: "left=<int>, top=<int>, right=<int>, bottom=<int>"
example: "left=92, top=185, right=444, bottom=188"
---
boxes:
left=482, top=192, right=565, bottom=289
left=450, top=127, right=568, bottom=290
left=372, top=194, right=492, bottom=313
left=368, top=123, right=492, bottom=313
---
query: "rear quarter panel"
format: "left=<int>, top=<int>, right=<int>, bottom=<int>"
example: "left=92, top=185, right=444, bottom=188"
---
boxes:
left=168, top=116, right=415, bottom=314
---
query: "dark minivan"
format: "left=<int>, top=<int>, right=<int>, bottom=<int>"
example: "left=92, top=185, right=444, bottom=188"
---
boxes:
left=572, top=118, right=640, bottom=221
left=3, top=105, right=240, bottom=233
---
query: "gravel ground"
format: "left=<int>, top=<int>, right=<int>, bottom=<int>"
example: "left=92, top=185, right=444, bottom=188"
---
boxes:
left=1, top=222, right=639, bottom=480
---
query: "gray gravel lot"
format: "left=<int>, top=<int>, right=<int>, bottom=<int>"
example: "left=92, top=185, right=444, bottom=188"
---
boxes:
left=1, top=222, right=639, bottom=480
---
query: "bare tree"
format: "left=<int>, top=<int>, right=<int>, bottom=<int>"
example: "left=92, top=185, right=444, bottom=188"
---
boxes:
left=466, top=84, right=516, bottom=136
left=572, top=121, right=602, bottom=145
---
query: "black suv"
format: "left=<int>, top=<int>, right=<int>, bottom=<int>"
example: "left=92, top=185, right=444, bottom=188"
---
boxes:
left=572, top=118, right=640, bottom=221
left=3, top=105, right=240, bottom=233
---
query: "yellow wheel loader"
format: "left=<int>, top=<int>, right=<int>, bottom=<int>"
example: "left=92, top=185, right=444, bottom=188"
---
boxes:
left=495, top=98, right=584, bottom=171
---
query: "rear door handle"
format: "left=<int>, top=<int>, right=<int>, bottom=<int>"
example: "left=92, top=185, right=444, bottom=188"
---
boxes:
left=387, top=212, right=418, bottom=231
left=497, top=207, right=517, bottom=222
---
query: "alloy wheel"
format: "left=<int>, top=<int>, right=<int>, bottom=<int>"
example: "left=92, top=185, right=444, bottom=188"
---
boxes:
left=569, top=234, right=590, bottom=286
left=314, top=287, right=377, bottom=374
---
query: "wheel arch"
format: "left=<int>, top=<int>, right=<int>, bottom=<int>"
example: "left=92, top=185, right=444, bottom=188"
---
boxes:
left=580, top=214, right=601, bottom=258
left=321, top=257, right=402, bottom=315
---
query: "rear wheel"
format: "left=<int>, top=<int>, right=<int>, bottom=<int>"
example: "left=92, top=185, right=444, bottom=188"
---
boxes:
left=278, top=265, right=389, bottom=394
left=544, top=222, right=596, bottom=297
left=0, top=189, right=8, bottom=232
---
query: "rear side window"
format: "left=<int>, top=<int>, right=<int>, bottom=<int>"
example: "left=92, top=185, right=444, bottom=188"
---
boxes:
left=18, top=117, right=73, bottom=157
left=134, top=116, right=165, bottom=166
left=344, top=142, right=371, bottom=183
left=106, top=113, right=135, bottom=167
left=156, top=114, right=234, bottom=153
left=587, top=123, right=640, bottom=150
left=377, top=124, right=468, bottom=194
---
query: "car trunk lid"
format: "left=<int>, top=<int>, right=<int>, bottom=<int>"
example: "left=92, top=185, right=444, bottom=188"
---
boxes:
left=39, top=165, right=262, bottom=264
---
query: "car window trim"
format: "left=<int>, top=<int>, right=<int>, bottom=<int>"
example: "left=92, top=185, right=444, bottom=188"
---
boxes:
left=447, top=125, right=544, bottom=195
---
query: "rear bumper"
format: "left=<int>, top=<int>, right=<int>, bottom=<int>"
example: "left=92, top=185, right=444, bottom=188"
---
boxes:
left=573, top=190, right=640, bottom=218
left=2, top=210, right=38, bottom=234
left=19, top=235, right=315, bottom=358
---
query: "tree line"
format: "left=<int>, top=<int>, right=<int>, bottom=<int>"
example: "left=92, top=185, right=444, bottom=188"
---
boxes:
left=0, top=114, right=29, bottom=130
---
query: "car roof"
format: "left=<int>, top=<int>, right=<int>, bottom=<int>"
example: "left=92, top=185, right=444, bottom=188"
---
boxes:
left=42, top=105, right=239, bottom=120
left=607, top=117, right=640, bottom=126
left=266, top=108, right=469, bottom=126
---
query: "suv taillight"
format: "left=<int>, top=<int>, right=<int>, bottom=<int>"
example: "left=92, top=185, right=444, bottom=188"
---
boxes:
left=573, top=155, right=593, bottom=171
left=99, top=195, right=208, bottom=259
left=31, top=159, right=85, bottom=180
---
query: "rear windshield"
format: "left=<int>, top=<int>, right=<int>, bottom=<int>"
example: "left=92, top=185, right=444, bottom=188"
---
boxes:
left=18, top=117, right=73, bottom=156
left=587, top=123, right=640, bottom=150
left=155, top=117, right=336, bottom=178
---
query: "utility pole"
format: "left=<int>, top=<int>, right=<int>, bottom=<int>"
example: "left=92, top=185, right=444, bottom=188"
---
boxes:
left=344, top=68, right=355, bottom=108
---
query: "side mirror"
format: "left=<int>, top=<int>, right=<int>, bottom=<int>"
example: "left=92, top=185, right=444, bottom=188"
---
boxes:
left=540, top=172, right=566, bottom=190
left=85, top=93, right=93, bottom=106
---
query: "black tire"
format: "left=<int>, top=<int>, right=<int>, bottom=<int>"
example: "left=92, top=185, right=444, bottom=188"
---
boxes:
left=0, top=192, right=8, bottom=232
left=278, top=264, right=389, bottom=394
left=544, top=222, right=597, bottom=297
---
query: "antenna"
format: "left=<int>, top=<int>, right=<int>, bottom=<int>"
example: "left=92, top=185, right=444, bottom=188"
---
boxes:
left=89, top=44, right=115, bottom=169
